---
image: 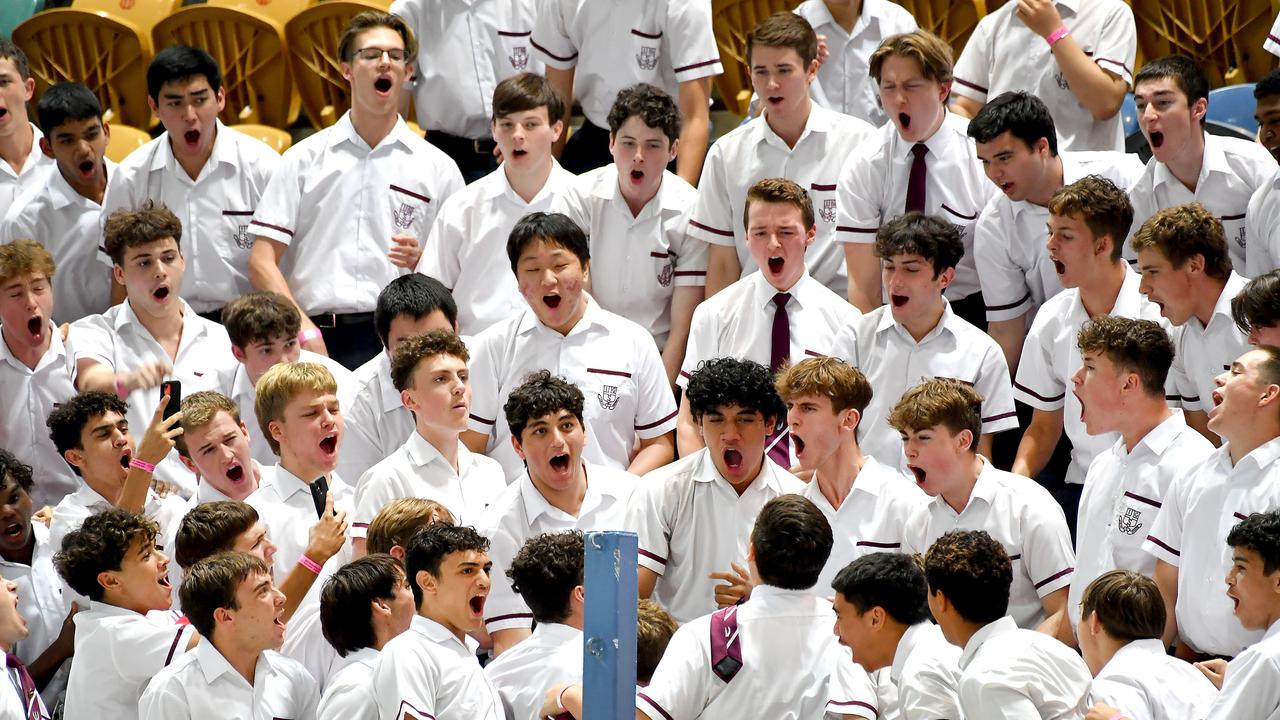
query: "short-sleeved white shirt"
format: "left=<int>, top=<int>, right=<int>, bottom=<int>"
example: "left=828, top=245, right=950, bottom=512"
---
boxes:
left=956, top=615, right=1091, bottom=720
left=372, top=614, right=504, bottom=720
left=250, top=113, right=464, bottom=316
left=1070, top=411, right=1213, bottom=626
left=483, top=622, right=581, bottom=720
left=836, top=112, right=997, bottom=300
left=336, top=352, right=415, bottom=485
left=1014, top=264, right=1167, bottom=484
left=834, top=301, right=1018, bottom=469
left=690, top=106, right=875, bottom=295
left=139, top=642, right=319, bottom=720
left=628, top=448, right=805, bottom=623
left=1206, top=618, right=1280, bottom=718
left=1269, top=14, right=1280, bottom=57
left=318, top=647, right=377, bottom=720
left=477, top=464, right=637, bottom=633
left=1143, top=437, right=1280, bottom=656
left=531, top=0, right=723, bottom=128
left=416, top=161, right=580, bottom=335
left=466, top=298, right=677, bottom=480
left=1245, top=168, right=1280, bottom=277
left=570, top=165, right=703, bottom=348
left=889, top=622, right=963, bottom=720
left=974, top=150, right=1144, bottom=322
left=0, top=124, right=54, bottom=223
left=353, top=433, right=506, bottom=538
left=0, top=522, right=70, bottom=703
left=279, top=597, right=341, bottom=694
left=246, top=466, right=354, bottom=585
left=1127, top=133, right=1276, bottom=269
left=390, top=0, right=542, bottom=140
left=1167, top=271, right=1250, bottom=413
left=0, top=321, right=78, bottom=508
left=1088, top=638, right=1219, bottom=720
left=49, top=484, right=188, bottom=564
left=952, top=0, right=1136, bottom=152
left=902, top=457, right=1076, bottom=629
left=100, top=122, right=280, bottom=313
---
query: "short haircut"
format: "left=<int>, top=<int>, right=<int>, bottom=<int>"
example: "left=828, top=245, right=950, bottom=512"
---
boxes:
left=869, top=30, right=953, bottom=85
left=146, top=45, right=222, bottom=101
left=493, top=72, right=566, bottom=123
left=966, top=91, right=1058, bottom=156
left=1256, top=68, right=1280, bottom=101
left=390, top=329, right=470, bottom=392
left=923, top=529, right=1012, bottom=624
left=888, top=378, right=984, bottom=447
left=0, top=239, right=55, bottom=287
left=175, top=391, right=241, bottom=458
left=46, top=391, right=128, bottom=477
left=366, top=499, right=455, bottom=556
left=1134, top=55, right=1209, bottom=110
left=1233, top=269, right=1280, bottom=336
left=832, top=552, right=931, bottom=625
left=0, top=40, right=31, bottom=80
left=507, top=531, right=584, bottom=624
left=0, top=449, right=33, bottom=494
left=54, top=509, right=159, bottom=601
left=254, top=362, right=337, bottom=455
left=1047, top=175, right=1134, bottom=260
left=743, top=178, right=815, bottom=232
left=404, top=524, right=489, bottom=607
left=606, top=83, right=681, bottom=143
left=503, top=370, right=585, bottom=442
left=222, top=291, right=301, bottom=349
left=1254, top=345, right=1280, bottom=389
left=1080, top=570, right=1165, bottom=643
left=338, top=11, right=417, bottom=64
left=1228, top=510, right=1280, bottom=576
left=636, top=599, right=677, bottom=683
left=174, top=501, right=259, bottom=570
left=375, top=274, right=458, bottom=349
left=36, top=82, right=103, bottom=138
left=180, top=551, right=270, bottom=640
left=506, top=211, right=590, bottom=275
left=1076, top=316, right=1174, bottom=399
left=686, top=357, right=786, bottom=427
left=750, top=495, right=832, bottom=590
left=774, top=357, right=873, bottom=415
left=747, top=11, right=818, bottom=67
left=102, top=201, right=183, bottom=266
left=873, top=211, right=964, bottom=276
left=321, top=553, right=403, bottom=657
left=1130, top=203, right=1232, bottom=279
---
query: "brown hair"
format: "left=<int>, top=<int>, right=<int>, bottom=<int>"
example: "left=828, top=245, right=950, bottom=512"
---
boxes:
left=365, top=498, right=455, bottom=555
left=390, top=329, right=470, bottom=392
left=102, top=201, right=183, bottom=266
left=222, top=291, right=302, bottom=349
left=0, top=239, right=54, bottom=286
left=636, top=599, right=678, bottom=683
left=254, top=362, right=337, bottom=455
left=180, top=551, right=271, bottom=640
left=869, top=30, right=954, bottom=85
left=743, top=177, right=815, bottom=231
left=1047, top=175, right=1134, bottom=261
left=888, top=378, right=983, bottom=449
left=1076, top=316, right=1174, bottom=400
left=747, top=11, right=818, bottom=67
left=774, top=357, right=873, bottom=415
left=1080, top=570, right=1165, bottom=643
left=493, top=72, right=566, bottom=124
left=176, top=391, right=242, bottom=458
left=1130, top=203, right=1232, bottom=279
left=338, top=11, right=417, bottom=64
left=174, top=500, right=260, bottom=570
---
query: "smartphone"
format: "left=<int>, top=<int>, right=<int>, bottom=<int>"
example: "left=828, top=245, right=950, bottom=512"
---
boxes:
left=160, top=380, right=181, bottom=421
left=310, top=476, right=330, bottom=518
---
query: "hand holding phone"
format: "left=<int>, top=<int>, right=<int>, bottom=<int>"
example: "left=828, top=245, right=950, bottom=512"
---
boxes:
left=310, top=476, right=330, bottom=518
left=160, top=380, right=181, bottom=421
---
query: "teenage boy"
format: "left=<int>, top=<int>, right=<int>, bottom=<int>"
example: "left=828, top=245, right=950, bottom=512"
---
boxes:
left=775, top=356, right=928, bottom=592
left=0, top=41, right=54, bottom=221
left=250, top=12, right=465, bottom=369
left=837, top=30, right=995, bottom=324
left=833, top=211, right=1017, bottom=466
left=0, top=240, right=78, bottom=507
left=570, top=83, right=703, bottom=384
left=176, top=391, right=265, bottom=502
left=102, top=45, right=280, bottom=317
left=694, top=12, right=874, bottom=298
left=354, top=330, right=505, bottom=555
left=1143, top=346, right=1280, bottom=660
left=630, top=358, right=804, bottom=624
left=54, top=509, right=198, bottom=720
left=372, top=523, right=505, bottom=719
left=478, top=371, right=639, bottom=655
left=1127, top=55, right=1276, bottom=270
left=968, top=91, right=1143, bottom=371
left=1247, top=68, right=1280, bottom=276
left=139, top=552, right=319, bottom=718
left=1132, top=203, right=1249, bottom=442
left=1232, top=269, right=1280, bottom=346
left=1255, top=69, right=1280, bottom=164
left=893, top=379, right=1076, bottom=632
left=464, top=211, right=676, bottom=480
left=677, top=178, right=859, bottom=458
left=1, top=82, right=113, bottom=323
left=0, top=574, right=49, bottom=719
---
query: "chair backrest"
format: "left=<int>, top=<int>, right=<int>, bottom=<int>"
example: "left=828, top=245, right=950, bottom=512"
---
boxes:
left=0, top=0, right=41, bottom=41
left=894, top=0, right=989, bottom=62
left=1130, top=0, right=1275, bottom=86
left=152, top=4, right=298, bottom=128
left=710, top=0, right=795, bottom=117
left=1207, top=83, right=1259, bottom=136
left=205, top=0, right=316, bottom=26
left=13, top=8, right=154, bottom=128
left=72, top=0, right=181, bottom=36
left=230, top=122, right=292, bottom=152
left=1120, top=91, right=1138, bottom=138
left=105, top=122, right=151, bottom=162
left=285, top=0, right=382, bottom=128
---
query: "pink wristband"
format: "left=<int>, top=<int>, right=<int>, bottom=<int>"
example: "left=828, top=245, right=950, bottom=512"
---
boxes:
left=298, top=554, right=323, bottom=574
left=114, top=377, right=129, bottom=398
left=1047, top=26, right=1071, bottom=46
left=298, top=327, right=322, bottom=344
left=128, top=458, right=156, bottom=473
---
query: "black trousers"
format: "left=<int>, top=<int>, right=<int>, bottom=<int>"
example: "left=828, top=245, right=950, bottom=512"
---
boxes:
left=560, top=119, right=614, bottom=175
left=310, top=313, right=382, bottom=371
left=426, top=131, right=501, bottom=185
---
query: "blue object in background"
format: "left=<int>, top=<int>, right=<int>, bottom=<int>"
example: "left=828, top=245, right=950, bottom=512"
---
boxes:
left=1121, top=92, right=1139, bottom=138
left=583, top=531, right=638, bottom=719
left=1208, top=83, right=1259, bottom=137
left=1, top=0, right=42, bottom=40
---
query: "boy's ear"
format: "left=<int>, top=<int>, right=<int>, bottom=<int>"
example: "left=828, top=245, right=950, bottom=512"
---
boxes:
left=231, top=345, right=248, bottom=364
left=96, top=569, right=120, bottom=595
left=63, top=448, right=86, bottom=472
left=38, top=137, right=53, bottom=159
left=178, top=454, right=198, bottom=477
left=415, top=569, right=437, bottom=599
left=213, top=606, right=234, bottom=626
left=510, top=434, right=526, bottom=462
left=840, top=408, right=861, bottom=433
left=550, top=118, right=565, bottom=144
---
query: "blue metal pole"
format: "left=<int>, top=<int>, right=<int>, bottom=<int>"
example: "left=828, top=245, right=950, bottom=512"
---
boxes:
left=582, top=530, right=638, bottom=719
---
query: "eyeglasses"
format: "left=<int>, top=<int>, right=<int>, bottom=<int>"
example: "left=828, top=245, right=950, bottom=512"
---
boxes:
left=353, top=47, right=408, bottom=63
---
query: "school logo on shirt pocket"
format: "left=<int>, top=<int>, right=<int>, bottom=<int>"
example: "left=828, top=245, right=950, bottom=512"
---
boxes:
left=390, top=184, right=430, bottom=232
left=510, top=46, right=529, bottom=71
left=819, top=198, right=836, bottom=223
left=393, top=203, right=416, bottom=230
left=223, top=210, right=256, bottom=250
left=598, top=385, right=620, bottom=410
left=233, top=223, right=252, bottom=249
left=637, top=46, right=659, bottom=70
left=1117, top=507, right=1143, bottom=535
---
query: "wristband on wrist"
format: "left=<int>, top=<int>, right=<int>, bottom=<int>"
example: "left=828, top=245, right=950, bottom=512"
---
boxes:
left=1047, top=26, right=1071, bottom=46
left=298, top=554, right=323, bottom=574
left=128, top=458, right=156, bottom=473
left=298, top=327, right=322, bottom=344
left=557, top=686, right=570, bottom=712
left=114, top=376, right=129, bottom=398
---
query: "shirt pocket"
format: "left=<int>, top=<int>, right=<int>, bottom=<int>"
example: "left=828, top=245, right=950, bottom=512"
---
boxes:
left=809, top=182, right=839, bottom=226
left=1111, top=489, right=1161, bottom=561
left=584, top=366, right=637, bottom=418
left=630, top=28, right=663, bottom=79
left=1220, top=211, right=1248, bottom=258
left=221, top=210, right=256, bottom=252
left=497, top=30, right=534, bottom=73
left=388, top=184, right=433, bottom=238
left=650, top=245, right=675, bottom=288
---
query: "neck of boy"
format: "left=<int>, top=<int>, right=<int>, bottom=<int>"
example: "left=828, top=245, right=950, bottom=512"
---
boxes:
left=1120, top=402, right=1173, bottom=454
left=1030, top=154, right=1066, bottom=208
left=940, top=454, right=983, bottom=514
left=0, top=322, right=50, bottom=371
left=130, top=298, right=185, bottom=361
left=63, top=160, right=108, bottom=206
left=419, top=604, right=467, bottom=643
left=764, top=98, right=812, bottom=150
left=214, top=632, right=262, bottom=685
left=1088, top=632, right=1127, bottom=676
left=1166, top=131, right=1207, bottom=194
left=417, top=425, right=460, bottom=474
left=1079, top=260, right=1127, bottom=318
left=533, top=464, right=588, bottom=517
left=86, top=472, right=124, bottom=508
left=350, top=106, right=398, bottom=153
left=823, top=0, right=863, bottom=33
left=902, top=296, right=946, bottom=343
left=281, top=454, right=331, bottom=489
left=505, top=155, right=554, bottom=204
left=814, top=441, right=864, bottom=510
left=169, top=126, right=216, bottom=183
left=1191, top=275, right=1229, bottom=329
left=1226, top=424, right=1280, bottom=466
left=618, top=175, right=659, bottom=219
left=0, top=121, right=33, bottom=176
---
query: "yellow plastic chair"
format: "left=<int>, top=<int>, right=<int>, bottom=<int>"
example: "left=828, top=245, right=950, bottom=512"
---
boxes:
left=1128, top=0, right=1275, bottom=86
left=231, top=122, right=293, bottom=152
left=285, top=1, right=384, bottom=128
left=710, top=0, right=796, bottom=117
left=894, top=0, right=989, bottom=62
left=104, top=123, right=152, bottom=162
left=206, top=0, right=317, bottom=25
left=71, top=0, right=181, bottom=36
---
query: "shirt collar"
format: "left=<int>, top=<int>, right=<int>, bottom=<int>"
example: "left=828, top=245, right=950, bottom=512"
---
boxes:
left=958, top=615, right=1018, bottom=670
left=756, top=105, right=835, bottom=150
left=1106, top=264, right=1146, bottom=317
left=890, top=622, right=936, bottom=684
left=404, top=433, right=474, bottom=475
left=1225, top=435, right=1280, bottom=473
left=413, top=614, right=479, bottom=654
left=932, top=455, right=999, bottom=513
left=1154, top=133, right=1228, bottom=190
left=1202, top=272, right=1249, bottom=331
left=691, top=447, right=790, bottom=495
left=329, top=111, right=414, bottom=153
left=1100, top=638, right=1165, bottom=676
left=1055, top=0, right=1080, bottom=16
left=517, top=464, right=609, bottom=525
left=190, top=639, right=239, bottom=685
left=516, top=293, right=604, bottom=337
left=1266, top=617, right=1280, bottom=641
left=152, top=120, right=232, bottom=174
left=903, top=111, right=962, bottom=160
left=529, top=622, right=583, bottom=646
left=268, top=464, right=318, bottom=502
left=752, top=270, right=816, bottom=310
left=114, top=297, right=206, bottom=342
left=1125, top=410, right=1190, bottom=458
left=876, top=298, right=956, bottom=343
left=483, top=158, right=571, bottom=202
left=595, top=165, right=686, bottom=217
left=0, top=319, right=66, bottom=371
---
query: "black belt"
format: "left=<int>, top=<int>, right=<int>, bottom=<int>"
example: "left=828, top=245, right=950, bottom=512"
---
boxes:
left=428, top=130, right=497, bottom=156
left=309, top=312, right=375, bottom=328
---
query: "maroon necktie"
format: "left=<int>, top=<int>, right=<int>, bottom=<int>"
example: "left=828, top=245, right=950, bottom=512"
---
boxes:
left=6, top=653, right=42, bottom=720
left=905, top=142, right=929, bottom=214
left=768, top=293, right=791, bottom=467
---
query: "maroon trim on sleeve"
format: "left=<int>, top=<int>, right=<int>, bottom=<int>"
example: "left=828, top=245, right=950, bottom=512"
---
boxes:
left=1122, top=491, right=1162, bottom=509
left=836, top=226, right=878, bottom=235
left=485, top=612, right=534, bottom=624
left=469, top=414, right=496, bottom=426
left=249, top=220, right=294, bottom=237
left=636, top=409, right=679, bottom=431
left=1034, top=567, right=1074, bottom=590
left=1146, top=535, right=1180, bottom=557
left=982, top=411, right=1018, bottom=423
left=689, top=219, right=734, bottom=238
left=1013, top=382, right=1066, bottom=404
left=985, top=292, right=1032, bottom=312
left=954, top=77, right=988, bottom=94
left=637, top=692, right=675, bottom=720
left=673, top=58, right=720, bottom=73
left=828, top=699, right=879, bottom=717
left=164, top=627, right=185, bottom=667
left=530, top=38, right=578, bottom=62
left=397, top=701, right=437, bottom=720
left=638, top=548, right=668, bottom=565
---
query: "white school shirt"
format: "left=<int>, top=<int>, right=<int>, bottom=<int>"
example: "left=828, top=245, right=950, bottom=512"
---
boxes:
left=483, top=622, right=581, bottom=720
left=246, top=466, right=354, bottom=584
left=628, top=448, right=805, bottom=623
left=1167, top=271, right=1250, bottom=414
left=466, top=298, right=677, bottom=481
left=833, top=301, right=1018, bottom=470
left=1269, top=13, right=1280, bottom=58
left=416, top=160, right=581, bottom=335
left=250, top=113, right=464, bottom=316
left=1089, top=638, right=1218, bottom=720
left=0, top=522, right=70, bottom=704
left=836, top=112, right=997, bottom=300
left=1245, top=168, right=1280, bottom=277
left=889, top=622, right=962, bottom=720
left=1070, top=411, right=1213, bottom=626
left=49, top=484, right=188, bottom=562
left=0, top=322, right=78, bottom=508
left=570, top=165, right=703, bottom=348
left=100, top=122, right=280, bottom=313
left=337, top=352, right=415, bottom=485
left=63, top=602, right=196, bottom=720
left=1126, top=133, right=1276, bottom=269
left=353, top=433, right=506, bottom=538
left=800, top=458, right=929, bottom=595
left=0, top=124, right=53, bottom=223
left=1143, top=437, right=1280, bottom=657
left=1014, top=264, right=1167, bottom=484
left=952, top=0, right=1136, bottom=152
left=690, top=106, right=875, bottom=295
left=531, top=0, right=723, bottom=129
left=477, top=463, right=637, bottom=633
left=279, top=597, right=341, bottom=694
left=1206, top=618, right=1280, bottom=719
left=390, top=0, right=542, bottom=140
left=974, top=150, right=1144, bottom=322
left=0, top=662, right=48, bottom=720
left=902, top=456, right=1076, bottom=629
left=794, top=0, right=918, bottom=126
left=373, top=615, right=504, bottom=720
left=956, top=616, right=1091, bottom=720
left=318, top=647, right=378, bottom=720
left=139, top=642, right=320, bottom=720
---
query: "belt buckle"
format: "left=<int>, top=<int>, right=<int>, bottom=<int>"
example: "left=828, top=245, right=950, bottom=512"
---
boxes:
left=312, top=313, right=337, bottom=329
left=473, top=138, right=495, bottom=155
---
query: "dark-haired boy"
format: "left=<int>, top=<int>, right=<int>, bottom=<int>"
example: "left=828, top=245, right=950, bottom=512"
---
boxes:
left=0, top=574, right=50, bottom=719
left=0, top=41, right=54, bottom=221
left=1232, top=269, right=1280, bottom=346
left=1254, top=68, right=1280, bottom=164
left=1246, top=69, right=1280, bottom=276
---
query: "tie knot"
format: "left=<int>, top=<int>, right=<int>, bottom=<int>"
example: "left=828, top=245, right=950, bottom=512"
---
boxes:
left=4, top=654, right=19, bottom=669
left=772, top=292, right=791, bottom=308
left=911, top=142, right=928, bottom=159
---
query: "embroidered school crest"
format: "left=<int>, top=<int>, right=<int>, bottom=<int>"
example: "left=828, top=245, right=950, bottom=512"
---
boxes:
left=657, top=259, right=674, bottom=287
left=636, top=46, right=659, bottom=71
left=819, top=199, right=836, bottom=223
left=1236, top=225, right=1247, bottom=251
left=233, top=223, right=253, bottom=250
left=1117, top=507, right=1143, bottom=535
left=509, top=47, right=529, bottom=71
left=1054, top=69, right=1069, bottom=90
left=393, top=203, right=416, bottom=230
left=598, top=385, right=620, bottom=410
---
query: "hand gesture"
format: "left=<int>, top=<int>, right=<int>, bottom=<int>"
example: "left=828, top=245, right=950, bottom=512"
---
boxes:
left=31, top=506, right=52, bottom=528
left=305, top=492, right=348, bottom=564
left=710, top=561, right=754, bottom=608
left=135, top=387, right=183, bottom=466
left=815, top=34, right=830, bottom=69
left=1016, top=0, right=1066, bottom=39
left=122, top=361, right=172, bottom=394
left=1195, top=658, right=1227, bottom=689
left=389, top=234, right=422, bottom=270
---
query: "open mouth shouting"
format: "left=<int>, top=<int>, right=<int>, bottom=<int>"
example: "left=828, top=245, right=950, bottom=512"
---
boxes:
left=318, top=433, right=338, bottom=457
left=273, top=608, right=287, bottom=635
left=907, top=464, right=927, bottom=487
left=542, top=294, right=562, bottom=310
left=0, top=521, right=25, bottom=545
left=0, top=107, right=9, bottom=124
left=119, top=448, right=134, bottom=470
left=722, top=447, right=744, bottom=473
left=374, top=75, right=394, bottom=95
left=24, top=313, right=44, bottom=343
left=999, top=181, right=1015, bottom=195
left=224, top=462, right=247, bottom=486
left=77, top=159, right=98, bottom=180
left=899, top=112, right=912, bottom=130
left=157, top=563, right=172, bottom=592
left=890, top=294, right=909, bottom=308
left=1050, top=256, right=1066, bottom=276
left=1148, top=131, right=1164, bottom=149
left=629, top=168, right=646, bottom=185
left=767, top=95, right=784, bottom=107
left=548, top=452, right=571, bottom=473
left=468, top=590, right=487, bottom=619
left=791, top=433, right=806, bottom=459
left=510, top=147, right=528, bottom=160
left=182, top=129, right=201, bottom=150
left=152, top=284, right=172, bottom=303
left=767, top=256, right=785, bottom=276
